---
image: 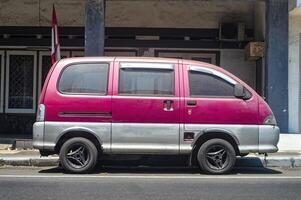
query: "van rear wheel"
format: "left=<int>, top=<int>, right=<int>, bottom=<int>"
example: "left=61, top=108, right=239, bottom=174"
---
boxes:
left=197, top=139, right=236, bottom=174
left=59, top=137, right=98, bottom=173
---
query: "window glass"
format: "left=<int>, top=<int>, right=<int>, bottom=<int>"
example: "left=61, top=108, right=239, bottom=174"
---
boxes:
left=8, top=55, right=34, bottom=109
left=59, top=63, right=108, bottom=94
left=189, top=71, right=234, bottom=97
left=41, top=55, right=52, bottom=85
left=191, top=57, right=212, bottom=64
left=119, top=67, right=174, bottom=96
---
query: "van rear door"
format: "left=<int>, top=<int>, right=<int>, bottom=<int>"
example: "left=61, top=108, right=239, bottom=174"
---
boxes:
left=44, top=59, right=114, bottom=152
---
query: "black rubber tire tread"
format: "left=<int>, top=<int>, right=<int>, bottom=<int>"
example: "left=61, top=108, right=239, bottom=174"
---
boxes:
left=59, top=137, right=98, bottom=174
left=197, top=138, right=236, bottom=174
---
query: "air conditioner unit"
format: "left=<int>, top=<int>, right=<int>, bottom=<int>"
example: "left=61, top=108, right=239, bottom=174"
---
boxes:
left=219, top=22, right=245, bottom=41
left=245, top=42, right=265, bottom=61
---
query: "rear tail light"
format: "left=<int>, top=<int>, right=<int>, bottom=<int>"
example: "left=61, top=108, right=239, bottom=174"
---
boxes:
left=36, top=104, right=45, bottom=122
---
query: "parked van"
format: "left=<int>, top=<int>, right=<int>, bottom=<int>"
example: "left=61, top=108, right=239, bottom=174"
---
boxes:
left=33, top=57, right=279, bottom=174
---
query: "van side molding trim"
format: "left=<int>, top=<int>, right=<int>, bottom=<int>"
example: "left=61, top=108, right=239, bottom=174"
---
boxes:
left=59, top=111, right=112, bottom=117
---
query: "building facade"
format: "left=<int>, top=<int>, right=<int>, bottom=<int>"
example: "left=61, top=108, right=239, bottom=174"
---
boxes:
left=0, top=0, right=298, bottom=137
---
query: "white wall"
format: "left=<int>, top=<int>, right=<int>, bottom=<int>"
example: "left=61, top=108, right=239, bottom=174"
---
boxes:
left=288, top=10, right=301, bottom=133
left=0, top=0, right=255, bottom=28
left=106, top=0, right=254, bottom=28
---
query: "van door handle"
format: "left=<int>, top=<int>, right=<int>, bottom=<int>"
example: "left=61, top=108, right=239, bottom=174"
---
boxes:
left=164, top=100, right=174, bottom=111
left=187, top=100, right=197, bottom=106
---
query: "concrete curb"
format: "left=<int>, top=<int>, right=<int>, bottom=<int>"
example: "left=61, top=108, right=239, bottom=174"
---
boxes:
left=236, top=156, right=301, bottom=168
left=0, top=157, right=59, bottom=167
left=0, top=156, right=301, bottom=168
left=264, top=157, right=301, bottom=168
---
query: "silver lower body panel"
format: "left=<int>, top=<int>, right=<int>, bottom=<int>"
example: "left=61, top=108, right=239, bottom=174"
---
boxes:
left=111, top=123, right=179, bottom=154
left=181, top=124, right=259, bottom=154
left=32, top=121, right=279, bottom=155
left=33, top=121, right=111, bottom=152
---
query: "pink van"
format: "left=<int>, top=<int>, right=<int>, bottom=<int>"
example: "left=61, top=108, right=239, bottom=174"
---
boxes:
left=33, top=57, right=279, bottom=174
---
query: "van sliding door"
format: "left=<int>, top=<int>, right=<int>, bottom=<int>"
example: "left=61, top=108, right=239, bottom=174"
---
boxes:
left=111, top=60, right=181, bottom=154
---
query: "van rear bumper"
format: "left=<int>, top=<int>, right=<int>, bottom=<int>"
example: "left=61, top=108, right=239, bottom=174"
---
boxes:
left=258, top=125, right=280, bottom=153
left=33, top=122, right=44, bottom=150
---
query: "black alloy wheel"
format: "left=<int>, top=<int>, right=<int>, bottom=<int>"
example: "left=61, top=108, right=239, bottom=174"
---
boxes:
left=197, top=139, right=236, bottom=174
left=60, top=137, right=98, bottom=173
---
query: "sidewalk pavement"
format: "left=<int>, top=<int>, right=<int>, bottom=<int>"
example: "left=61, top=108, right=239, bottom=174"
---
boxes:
left=277, top=134, right=301, bottom=152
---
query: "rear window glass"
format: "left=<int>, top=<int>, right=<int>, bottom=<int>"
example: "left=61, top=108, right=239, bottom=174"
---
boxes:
left=119, top=67, right=174, bottom=96
left=59, top=63, right=109, bottom=94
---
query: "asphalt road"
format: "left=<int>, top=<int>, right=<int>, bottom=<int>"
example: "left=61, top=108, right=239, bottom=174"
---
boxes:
left=0, top=166, right=301, bottom=200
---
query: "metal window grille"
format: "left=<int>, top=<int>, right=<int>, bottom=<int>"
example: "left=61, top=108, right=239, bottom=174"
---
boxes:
left=8, top=55, right=34, bottom=109
left=6, top=51, right=37, bottom=113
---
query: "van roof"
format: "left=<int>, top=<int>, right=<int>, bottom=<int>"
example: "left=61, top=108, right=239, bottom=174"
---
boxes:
left=58, top=56, right=219, bottom=70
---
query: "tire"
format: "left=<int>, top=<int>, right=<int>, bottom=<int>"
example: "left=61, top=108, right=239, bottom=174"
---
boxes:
left=197, top=139, right=236, bottom=174
left=59, top=137, right=98, bottom=174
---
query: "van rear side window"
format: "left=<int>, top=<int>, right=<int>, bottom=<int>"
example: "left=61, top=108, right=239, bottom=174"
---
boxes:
left=58, top=63, right=109, bottom=94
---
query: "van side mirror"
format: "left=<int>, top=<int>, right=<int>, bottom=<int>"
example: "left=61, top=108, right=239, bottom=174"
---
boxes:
left=234, top=84, right=252, bottom=100
left=234, top=84, right=245, bottom=98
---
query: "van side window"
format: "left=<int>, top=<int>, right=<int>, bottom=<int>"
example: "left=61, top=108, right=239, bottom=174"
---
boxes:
left=119, top=68, right=174, bottom=96
left=189, top=71, right=234, bottom=97
left=58, top=63, right=109, bottom=94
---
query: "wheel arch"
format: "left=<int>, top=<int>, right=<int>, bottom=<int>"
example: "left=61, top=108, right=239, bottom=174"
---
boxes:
left=54, top=127, right=103, bottom=154
left=190, top=129, right=240, bottom=166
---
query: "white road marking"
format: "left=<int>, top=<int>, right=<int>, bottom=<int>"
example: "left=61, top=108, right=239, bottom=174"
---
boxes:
left=0, top=175, right=300, bottom=179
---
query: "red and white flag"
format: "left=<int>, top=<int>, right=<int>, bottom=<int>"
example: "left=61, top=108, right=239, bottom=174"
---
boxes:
left=51, top=5, right=61, bottom=64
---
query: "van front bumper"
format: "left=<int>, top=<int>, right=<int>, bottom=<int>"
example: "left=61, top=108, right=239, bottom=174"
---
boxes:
left=258, top=125, right=280, bottom=153
left=33, top=122, right=44, bottom=150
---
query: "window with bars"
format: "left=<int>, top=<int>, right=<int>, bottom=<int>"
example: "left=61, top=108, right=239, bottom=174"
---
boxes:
left=6, top=51, right=36, bottom=113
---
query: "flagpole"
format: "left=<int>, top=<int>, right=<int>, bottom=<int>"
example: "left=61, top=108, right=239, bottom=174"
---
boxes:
left=51, top=4, right=61, bottom=64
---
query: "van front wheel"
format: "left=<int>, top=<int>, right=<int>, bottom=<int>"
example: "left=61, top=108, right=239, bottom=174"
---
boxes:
left=197, top=139, right=236, bottom=174
left=59, top=137, right=98, bottom=173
